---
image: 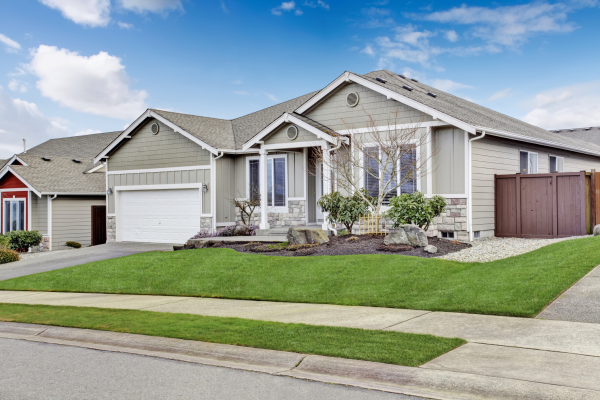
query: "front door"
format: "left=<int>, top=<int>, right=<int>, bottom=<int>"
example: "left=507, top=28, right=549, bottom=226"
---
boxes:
left=91, top=205, right=107, bottom=246
left=316, top=161, right=324, bottom=221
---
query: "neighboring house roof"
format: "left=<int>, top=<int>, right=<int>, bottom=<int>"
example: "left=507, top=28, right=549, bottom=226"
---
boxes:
left=551, top=126, right=600, bottom=146
left=26, top=131, right=122, bottom=158
left=5, top=154, right=105, bottom=194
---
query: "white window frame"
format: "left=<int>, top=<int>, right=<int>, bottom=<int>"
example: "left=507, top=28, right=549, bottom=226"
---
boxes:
left=2, top=197, right=27, bottom=234
left=549, top=155, right=565, bottom=173
left=358, top=140, right=421, bottom=211
left=519, top=150, right=538, bottom=174
left=246, top=154, right=289, bottom=213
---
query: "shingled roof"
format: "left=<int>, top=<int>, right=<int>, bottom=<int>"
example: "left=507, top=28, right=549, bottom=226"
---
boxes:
left=27, top=131, right=121, bottom=158
left=551, top=126, right=600, bottom=147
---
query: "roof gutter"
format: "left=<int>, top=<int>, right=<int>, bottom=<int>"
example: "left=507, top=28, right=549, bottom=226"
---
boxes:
left=468, top=131, right=486, bottom=241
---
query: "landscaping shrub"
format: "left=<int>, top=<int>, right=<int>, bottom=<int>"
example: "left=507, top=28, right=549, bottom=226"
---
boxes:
left=190, top=224, right=259, bottom=240
left=5, top=230, right=43, bottom=252
left=66, top=241, right=82, bottom=249
left=0, top=247, right=20, bottom=264
left=0, top=234, right=9, bottom=248
left=317, top=190, right=374, bottom=232
left=387, top=192, right=446, bottom=231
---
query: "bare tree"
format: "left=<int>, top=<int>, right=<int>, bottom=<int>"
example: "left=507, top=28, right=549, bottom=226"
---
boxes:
left=231, top=185, right=261, bottom=226
left=312, top=110, right=435, bottom=216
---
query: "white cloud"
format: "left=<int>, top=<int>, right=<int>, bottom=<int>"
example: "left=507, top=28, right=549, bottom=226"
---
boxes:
left=304, top=0, right=329, bottom=9
left=118, top=0, right=182, bottom=14
left=295, top=9, right=303, bottom=15
left=489, top=88, right=513, bottom=100
left=0, top=86, right=69, bottom=159
left=0, top=33, right=21, bottom=53
left=75, top=128, right=102, bottom=136
left=361, top=45, right=375, bottom=56
left=28, top=45, right=148, bottom=120
left=234, top=91, right=249, bottom=95
left=429, top=78, right=473, bottom=94
left=522, top=81, right=600, bottom=129
left=444, top=30, right=459, bottom=42
left=272, top=1, right=297, bottom=15
left=231, top=80, right=242, bottom=85
left=421, top=2, right=579, bottom=47
left=220, top=0, right=229, bottom=13
left=265, top=92, right=280, bottom=102
left=8, top=79, right=27, bottom=93
left=39, top=0, right=111, bottom=27
left=117, top=21, right=133, bottom=29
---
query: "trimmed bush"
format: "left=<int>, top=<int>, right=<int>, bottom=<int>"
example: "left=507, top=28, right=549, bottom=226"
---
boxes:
left=0, top=234, right=9, bottom=248
left=66, top=241, right=82, bottom=249
left=0, top=248, right=20, bottom=264
left=387, top=191, right=446, bottom=231
left=317, top=190, right=374, bottom=232
left=5, top=230, right=43, bottom=252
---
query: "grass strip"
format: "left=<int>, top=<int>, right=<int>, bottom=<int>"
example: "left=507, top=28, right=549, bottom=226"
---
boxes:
left=0, top=303, right=465, bottom=367
left=2, top=236, right=599, bottom=317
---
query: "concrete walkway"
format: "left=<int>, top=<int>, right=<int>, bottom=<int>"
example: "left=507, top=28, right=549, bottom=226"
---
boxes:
left=537, top=265, right=600, bottom=323
left=3, top=289, right=600, bottom=396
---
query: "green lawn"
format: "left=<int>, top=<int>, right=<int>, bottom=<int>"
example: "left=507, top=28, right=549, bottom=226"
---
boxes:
left=2, top=236, right=600, bottom=317
left=0, top=303, right=464, bottom=367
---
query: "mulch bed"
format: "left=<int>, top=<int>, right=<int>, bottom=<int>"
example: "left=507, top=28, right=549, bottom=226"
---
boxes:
left=209, top=234, right=471, bottom=258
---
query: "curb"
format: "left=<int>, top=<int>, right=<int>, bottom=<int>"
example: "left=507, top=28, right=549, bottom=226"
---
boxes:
left=1, top=322, right=598, bottom=400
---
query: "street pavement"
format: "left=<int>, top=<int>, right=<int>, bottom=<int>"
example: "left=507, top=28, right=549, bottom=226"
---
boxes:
left=0, top=338, right=422, bottom=400
left=0, top=242, right=173, bottom=281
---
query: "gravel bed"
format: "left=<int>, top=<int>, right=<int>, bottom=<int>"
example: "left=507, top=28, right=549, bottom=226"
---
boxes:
left=18, top=248, right=75, bottom=260
left=438, top=235, right=591, bottom=263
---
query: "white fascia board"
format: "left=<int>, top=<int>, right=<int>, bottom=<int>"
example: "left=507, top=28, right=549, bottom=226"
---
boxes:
left=4, top=154, right=29, bottom=167
left=0, top=167, right=41, bottom=197
left=94, top=110, right=219, bottom=164
left=114, top=183, right=203, bottom=191
left=288, top=114, right=345, bottom=145
left=40, top=192, right=106, bottom=196
left=262, top=140, right=328, bottom=151
left=336, top=120, right=449, bottom=135
left=242, top=114, right=288, bottom=151
left=107, top=165, right=211, bottom=175
left=85, top=162, right=105, bottom=174
left=476, top=126, right=600, bottom=158
left=295, top=72, right=476, bottom=135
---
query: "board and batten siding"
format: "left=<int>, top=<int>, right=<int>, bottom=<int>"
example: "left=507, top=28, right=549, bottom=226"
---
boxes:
left=31, top=194, right=48, bottom=235
left=52, top=196, right=105, bottom=250
left=107, top=169, right=211, bottom=215
left=109, top=118, right=211, bottom=171
left=306, top=83, right=433, bottom=131
left=432, top=127, right=465, bottom=195
left=471, top=135, right=600, bottom=234
left=216, top=156, right=236, bottom=224
left=264, top=123, right=318, bottom=145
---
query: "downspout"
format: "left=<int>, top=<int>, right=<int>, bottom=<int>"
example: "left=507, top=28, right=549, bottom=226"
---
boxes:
left=48, top=194, right=57, bottom=251
left=323, top=138, right=344, bottom=235
left=467, top=131, right=486, bottom=241
left=212, top=151, right=224, bottom=231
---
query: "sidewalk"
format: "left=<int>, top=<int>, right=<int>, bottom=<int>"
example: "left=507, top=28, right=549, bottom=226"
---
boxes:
left=2, top=289, right=600, bottom=397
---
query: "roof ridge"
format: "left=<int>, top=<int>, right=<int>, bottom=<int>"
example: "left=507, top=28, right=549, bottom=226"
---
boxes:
left=150, top=108, right=231, bottom=122
left=232, top=91, right=320, bottom=121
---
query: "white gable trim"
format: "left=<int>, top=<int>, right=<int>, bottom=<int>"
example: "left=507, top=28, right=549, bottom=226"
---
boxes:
left=3, top=155, right=29, bottom=167
left=242, top=113, right=342, bottom=151
left=94, top=109, right=219, bottom=164
left=0, top=167, right=41, bottom=197
left=295, top=72, right=476, bottom=134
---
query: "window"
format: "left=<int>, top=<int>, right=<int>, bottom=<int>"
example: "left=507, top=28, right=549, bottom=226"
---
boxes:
left=440, top=231, right=454, bottom=239
left=549, top=155, right=564, bottom=173
left=519, top=151, right=538, bottom=174
left=363, top=144, right=417, bottom=204
left=3, top=199, right=25, bottom=233
left=247, top=156, right=287, bottom=208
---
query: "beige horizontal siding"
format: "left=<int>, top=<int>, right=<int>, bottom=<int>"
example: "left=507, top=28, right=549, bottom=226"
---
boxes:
left=109, top=119, right=211, bottom=171
left=52, top=196, right=105, bottom=250
left=31, top=194, right=48, bottom=235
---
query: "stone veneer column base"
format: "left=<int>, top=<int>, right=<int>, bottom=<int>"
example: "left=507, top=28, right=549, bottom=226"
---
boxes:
left=235, top=200, right=306, bottom=227
left=107, top=216, right=116, bottom=243
left=427, top=198, right=469, bottom=241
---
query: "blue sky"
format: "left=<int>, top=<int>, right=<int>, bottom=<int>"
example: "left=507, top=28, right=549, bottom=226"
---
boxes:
left=1, top=0, right=600, bottom=158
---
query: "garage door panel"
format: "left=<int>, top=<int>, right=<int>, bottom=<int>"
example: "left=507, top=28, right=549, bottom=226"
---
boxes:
left=120, top=189, right=201, bottom=244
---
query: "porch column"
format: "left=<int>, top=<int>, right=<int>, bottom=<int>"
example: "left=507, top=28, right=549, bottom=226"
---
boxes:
left=259, top=147, right=270, bottom=229
left=321, top=143, right=331, bottom=231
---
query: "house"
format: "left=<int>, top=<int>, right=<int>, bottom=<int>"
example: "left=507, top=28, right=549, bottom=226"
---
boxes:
left=0, top=131, right=121, bottom=250
left=89, top=69, right=600, bottom=244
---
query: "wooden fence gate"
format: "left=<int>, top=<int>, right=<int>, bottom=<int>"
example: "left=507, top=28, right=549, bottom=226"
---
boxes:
left=494, top=171, right=594, bottom=239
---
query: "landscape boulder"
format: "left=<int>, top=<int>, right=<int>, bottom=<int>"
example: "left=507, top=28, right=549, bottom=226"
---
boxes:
left=594, top=224, right=600, bottom=236
left=384, top=224, right=428, bottom=247
left=287, top=227, right=329, bottom=245
left=424, top=245, right=437, bottom=254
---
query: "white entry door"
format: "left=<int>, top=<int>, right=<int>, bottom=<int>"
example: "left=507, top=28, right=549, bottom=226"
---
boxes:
left=316, top=162, right=324, bottom=221
left=120, top=189, right=201, bottom=244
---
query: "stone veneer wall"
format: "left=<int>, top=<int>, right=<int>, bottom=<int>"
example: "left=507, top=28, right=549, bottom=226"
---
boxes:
left=427, top=198, right=468, bottom=241
left=106, top=216, right=213, bottom=242
left=235, top=200, right=306, bottom=227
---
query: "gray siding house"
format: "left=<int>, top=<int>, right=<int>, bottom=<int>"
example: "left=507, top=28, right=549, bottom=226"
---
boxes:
left=92, top=69, right=600, bottom=243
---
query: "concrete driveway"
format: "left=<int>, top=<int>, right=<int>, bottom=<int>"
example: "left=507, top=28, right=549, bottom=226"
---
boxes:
left=0, top=242, right=173, bottom=281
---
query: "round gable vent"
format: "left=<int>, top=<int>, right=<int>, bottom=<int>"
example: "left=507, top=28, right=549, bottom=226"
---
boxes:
left=151, top=122, right=160, bottom=135
left=346, top=92, right=359, bottom=107
left=286, top=125, right=298, bottom=140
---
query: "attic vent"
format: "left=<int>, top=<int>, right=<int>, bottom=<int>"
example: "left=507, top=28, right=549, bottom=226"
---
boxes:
left=346, top=92, right=359, bottom=107
left=402, top=85, right=413, bottom=91
left=42, top=157, right=51, bottom=162
left=151, top=122, right=160, bottom=135
left=375, top=77, right=387, bottom=84
left=397, top=74, right=406, bottom=79
left=427, top=92, right=437, bottom=98
left=586, top=127, right=592, bottom=130
left=73, top=159, right=81, bottom=163
left=569, top=129, right=575, bottom=132
left=411, top=78, right=419, bottom=82
left=555, top=130, right=561, bottom=132
left=286, top=125, right=299, bottom=140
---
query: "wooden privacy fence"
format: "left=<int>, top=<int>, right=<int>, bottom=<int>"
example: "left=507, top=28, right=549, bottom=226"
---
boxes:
left=494, top=171, right=597, bottom=239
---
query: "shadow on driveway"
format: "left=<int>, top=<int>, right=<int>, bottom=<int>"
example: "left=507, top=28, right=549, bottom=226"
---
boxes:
left=0, top=242, right=174, bottom=281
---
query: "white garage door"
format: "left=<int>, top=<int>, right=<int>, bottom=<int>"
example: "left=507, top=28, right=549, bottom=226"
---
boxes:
left=120, top=189, right=201, bottom=244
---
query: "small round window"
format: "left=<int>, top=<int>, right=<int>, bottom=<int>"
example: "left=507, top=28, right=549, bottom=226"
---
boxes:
left=151, top=122, right=160, bottom=135
left=287, top=125, right=298, bottom=140
left=346, top=92, right=359, bottom=107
